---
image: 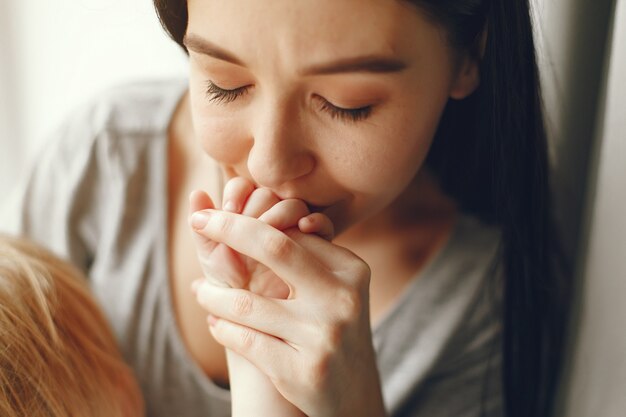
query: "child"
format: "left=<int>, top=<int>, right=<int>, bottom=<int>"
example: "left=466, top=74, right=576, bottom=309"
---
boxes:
left=0, top=235, right=144, bottom=417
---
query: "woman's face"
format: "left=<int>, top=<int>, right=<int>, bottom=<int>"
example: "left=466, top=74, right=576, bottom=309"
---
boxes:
left=186, top=0, right=476, bottom=234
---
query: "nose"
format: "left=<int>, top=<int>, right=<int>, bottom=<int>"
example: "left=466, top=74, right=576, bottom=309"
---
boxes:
left=247, top=101, right=315, bottom=188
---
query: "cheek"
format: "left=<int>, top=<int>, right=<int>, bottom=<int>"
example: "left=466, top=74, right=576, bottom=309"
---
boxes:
left=188, top=77, right=249, bottom=165
left=330, top=100, right=444, bottom=197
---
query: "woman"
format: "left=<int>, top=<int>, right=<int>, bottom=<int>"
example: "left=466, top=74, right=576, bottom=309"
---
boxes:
left=15, top=0, right=567, bottom=416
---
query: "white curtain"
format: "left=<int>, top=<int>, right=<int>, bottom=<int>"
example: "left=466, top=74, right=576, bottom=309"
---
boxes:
left=0, top=0, right=21, bottom=197
left=0, top=0, right=186, bottom=204
left=554, top=1, right=626, bottom=416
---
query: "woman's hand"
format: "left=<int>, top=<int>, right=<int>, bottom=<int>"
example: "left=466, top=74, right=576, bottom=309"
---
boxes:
left=189, top=177, right=336, bottom=417
left=189, top=176, right=333, bottom=298
left=190, top=208, right=387, bottom=417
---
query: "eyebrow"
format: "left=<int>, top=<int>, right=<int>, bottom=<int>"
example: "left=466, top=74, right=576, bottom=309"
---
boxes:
left=183, top=34, right=245, bottom=66
left=183, top=33, right=408, bottom=75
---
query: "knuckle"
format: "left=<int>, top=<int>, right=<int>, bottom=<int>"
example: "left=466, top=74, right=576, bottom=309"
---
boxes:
left=334, top=287, right=362, bottom=321
left=213, top=213, right=233, bottom=236
left=263, top=232, right=292, bottom=259
left=231, top=292, right=254, bottom=317
left=346, top=258, right=371, bottom=288
left=239, top=327, right=257, bottom=351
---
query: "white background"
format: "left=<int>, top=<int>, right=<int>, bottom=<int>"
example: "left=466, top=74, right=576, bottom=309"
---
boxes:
left=0, top=0, right=623, bottom=415
left=0, top=0, right=187, bottom=197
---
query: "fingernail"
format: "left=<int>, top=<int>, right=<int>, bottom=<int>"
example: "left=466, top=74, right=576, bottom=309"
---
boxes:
left=191, top=212, right=210, bottom=229
left=223, top=200, right=237, bottom=213
left=207, top=314, right=219, bottom=327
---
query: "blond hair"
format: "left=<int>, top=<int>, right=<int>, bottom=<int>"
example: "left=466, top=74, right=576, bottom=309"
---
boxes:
left=0, top=235, right=144, bottom=417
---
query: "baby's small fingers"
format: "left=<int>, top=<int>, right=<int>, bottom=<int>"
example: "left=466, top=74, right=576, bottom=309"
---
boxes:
left=258, top=199, right=310, bottom=230
left=298, top=213, right=335, bottom=241
left=222, top=177, right=256, bottom=213
left=189, top=190, right=215, bottom=215
left=241, top=188, right=281, bottom=218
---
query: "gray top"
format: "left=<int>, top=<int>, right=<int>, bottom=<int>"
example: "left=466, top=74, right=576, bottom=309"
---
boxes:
left=6, top=79, right=504, bottom=417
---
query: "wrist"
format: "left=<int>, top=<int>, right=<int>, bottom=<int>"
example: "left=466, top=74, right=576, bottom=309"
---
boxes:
left=226, top=350, right=305, bottom=417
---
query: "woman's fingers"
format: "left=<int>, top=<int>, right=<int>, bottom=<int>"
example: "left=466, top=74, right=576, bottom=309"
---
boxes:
left=195, top=281, right=305, bottom=343
left=222, top=177, right=255, bottom=213
left=284, top=228, right=369, bottom=283
left=207, top=315, right=298, bottom=385
left=191, top=210, right=330, bottom=290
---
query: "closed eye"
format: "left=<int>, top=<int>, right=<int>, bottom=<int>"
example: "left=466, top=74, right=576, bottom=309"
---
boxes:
left=205, top=80, right=250, bottom=103
left=316, top=96, right=373, bottom=123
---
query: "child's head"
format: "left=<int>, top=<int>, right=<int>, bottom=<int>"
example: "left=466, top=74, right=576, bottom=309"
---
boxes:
left=0, top=235, right=144, bottom=417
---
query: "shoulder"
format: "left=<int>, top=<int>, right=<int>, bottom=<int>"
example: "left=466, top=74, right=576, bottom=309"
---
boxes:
left=35, top=78, right=188, bottom=190
left=30, top=78, right=187, bottom=182
left=12, top=78, right=187, bottom=267
left=92, top=78, right=187, bottom=136
left=51, top=78, right=187, bottom=151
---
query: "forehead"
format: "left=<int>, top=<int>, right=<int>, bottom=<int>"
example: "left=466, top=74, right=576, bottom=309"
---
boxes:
left=187, top=0, right=442, bottom=69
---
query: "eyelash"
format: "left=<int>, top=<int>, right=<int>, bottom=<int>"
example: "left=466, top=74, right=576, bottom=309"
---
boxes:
left=205, top=80, right=249, bottom=104
left=205, top=80, right=373, bottom=123
left=317, top=99, right=372, bottom=123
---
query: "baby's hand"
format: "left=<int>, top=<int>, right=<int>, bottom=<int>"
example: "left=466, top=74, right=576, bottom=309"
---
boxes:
left=189, top=177, right=334, bottom=298
left=221, top=177, right=334, bottom=240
